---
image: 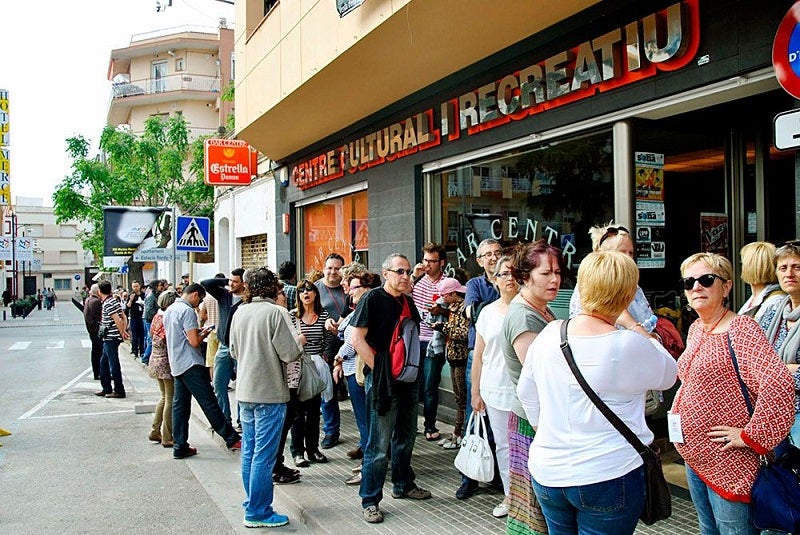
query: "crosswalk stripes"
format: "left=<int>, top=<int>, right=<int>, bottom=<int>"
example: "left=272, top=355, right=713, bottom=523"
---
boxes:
left=6, top=339, right=90, bottom=351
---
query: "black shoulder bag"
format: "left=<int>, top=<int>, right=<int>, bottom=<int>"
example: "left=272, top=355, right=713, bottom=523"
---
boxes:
left=559, top=319, right=672, bottom=525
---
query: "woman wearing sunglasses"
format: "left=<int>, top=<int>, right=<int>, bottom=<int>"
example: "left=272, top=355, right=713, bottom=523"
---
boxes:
left=287, top=279, right=335, bottom=467
left=759, top=242, right=800, bottom=445
left=569, top=223, right=655, bottom=334
left=671, top=252, right=794, bottom=534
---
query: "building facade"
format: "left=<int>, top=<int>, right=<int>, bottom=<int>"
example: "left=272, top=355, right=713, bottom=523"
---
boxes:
left=2, top=198, right=91, bottom=301
left=232, top=0, right=797, bottom=313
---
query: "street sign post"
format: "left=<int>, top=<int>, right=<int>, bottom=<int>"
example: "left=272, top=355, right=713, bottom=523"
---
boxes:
left=175, top=216, right=210, bottom=253
left=774, top=109, right=800, bottom=150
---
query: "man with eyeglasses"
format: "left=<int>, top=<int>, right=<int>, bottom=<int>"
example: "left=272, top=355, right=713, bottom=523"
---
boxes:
left=350, top=253, right=430, bottom=524
left=315, top=253, right=348, bottom=449
left=458, top=238, right=503, bottom=499
left=411, top=242, right=452, bottom=442
left=201, top=269, right=247, bottom=429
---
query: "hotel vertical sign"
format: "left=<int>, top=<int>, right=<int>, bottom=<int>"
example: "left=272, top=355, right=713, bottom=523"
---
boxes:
left=0, top=89, right=9, bottom=206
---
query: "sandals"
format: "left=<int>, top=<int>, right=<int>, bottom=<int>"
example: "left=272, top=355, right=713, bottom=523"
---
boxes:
left=424, top=429, right=441, bottom=441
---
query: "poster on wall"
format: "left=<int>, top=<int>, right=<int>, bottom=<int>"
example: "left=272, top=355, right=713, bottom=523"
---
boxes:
left=635, top=152, right=666, bottom=269
left=634, top=152, right=665, bottom=201
left=700, top=213, right=729, bottom=254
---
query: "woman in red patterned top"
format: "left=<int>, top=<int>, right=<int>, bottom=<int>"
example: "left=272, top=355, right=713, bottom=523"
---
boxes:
left=671, top=252, right=794, bottom=535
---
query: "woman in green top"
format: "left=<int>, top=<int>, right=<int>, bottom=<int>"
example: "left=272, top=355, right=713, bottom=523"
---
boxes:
left=501, top=239, right=563, bottom=535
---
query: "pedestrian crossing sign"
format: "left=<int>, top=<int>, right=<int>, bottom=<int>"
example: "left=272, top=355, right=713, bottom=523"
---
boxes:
left=176, top=216, right=210, bottom=252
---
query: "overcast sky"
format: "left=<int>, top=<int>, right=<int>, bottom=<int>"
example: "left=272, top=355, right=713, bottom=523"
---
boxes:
left=0, top=0, right=234, bottom=207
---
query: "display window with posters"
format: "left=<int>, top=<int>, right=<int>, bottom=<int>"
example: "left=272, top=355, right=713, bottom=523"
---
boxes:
left=426, top=130, right=615, bottom=290
left=299, top=187, right=368, bottom=273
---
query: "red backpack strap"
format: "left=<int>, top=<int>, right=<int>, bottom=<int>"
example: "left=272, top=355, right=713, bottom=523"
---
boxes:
left=400, top=295, right=410, bottom=319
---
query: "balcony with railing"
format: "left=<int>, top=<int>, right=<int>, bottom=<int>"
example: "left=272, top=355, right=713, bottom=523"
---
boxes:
left=111, top=73, right=220, bottom=99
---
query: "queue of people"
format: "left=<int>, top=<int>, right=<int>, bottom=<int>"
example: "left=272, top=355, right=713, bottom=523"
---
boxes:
left=79, top=228, right=800, bottom=533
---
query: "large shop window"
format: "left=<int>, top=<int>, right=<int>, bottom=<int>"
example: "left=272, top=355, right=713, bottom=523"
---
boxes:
left=301, top=190, right=368, bottom=272
left=429, top=130, right=615, bottom=286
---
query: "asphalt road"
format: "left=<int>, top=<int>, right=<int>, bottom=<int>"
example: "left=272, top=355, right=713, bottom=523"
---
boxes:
left=0, top=305, right=306, bottom=535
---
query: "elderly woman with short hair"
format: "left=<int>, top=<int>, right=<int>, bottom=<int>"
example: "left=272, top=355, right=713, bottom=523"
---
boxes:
left=759, top=242, right=800, bottom=445
left=674, top=252, right=794, bottom=534
left=739, top=241, right=784, bottom=320
left=518, top=251, right=677, bottom=534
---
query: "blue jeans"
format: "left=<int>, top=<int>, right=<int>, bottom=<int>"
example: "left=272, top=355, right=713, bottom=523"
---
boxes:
left=99, top=339, right=125, bottom=395
left=422, top=351, right=446, bottom=432
left=347, top=373, right=368, bottom=451
left=240, top=401, right=286, bottom=522
left=321, top=382, right=340, bottom=438
left=142, top=319, right=153, bottom=362
left=173, top=364, right=239, bottom=453
left=532, top=466, right=645, bottom=535
left=213, top=343, right=234, bottom=425
left=686, top=464, right=757, bottom=535
left=360, top=371, right=419, bottom=508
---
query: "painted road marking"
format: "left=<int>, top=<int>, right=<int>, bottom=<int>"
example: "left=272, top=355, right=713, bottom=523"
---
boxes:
left=9, top=342, right=31, bottom=350
left=81, top=339, right=91, bottom=348
left=46, top=341, right=65, bottom=349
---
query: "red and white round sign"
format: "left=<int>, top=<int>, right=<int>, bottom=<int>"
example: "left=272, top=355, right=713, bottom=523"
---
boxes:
left=774, top=2, right=800, bottom=99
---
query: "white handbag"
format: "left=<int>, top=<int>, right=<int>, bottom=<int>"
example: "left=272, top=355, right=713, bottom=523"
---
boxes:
left=453, top=412, right=495, bottom=483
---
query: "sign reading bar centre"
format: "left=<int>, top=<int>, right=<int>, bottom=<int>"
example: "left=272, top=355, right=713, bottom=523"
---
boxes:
left=204, top=139, right=257, bottom=186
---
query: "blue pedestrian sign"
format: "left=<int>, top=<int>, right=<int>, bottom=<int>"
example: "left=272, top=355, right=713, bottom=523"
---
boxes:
left=176, top=216, right=210, bottom=253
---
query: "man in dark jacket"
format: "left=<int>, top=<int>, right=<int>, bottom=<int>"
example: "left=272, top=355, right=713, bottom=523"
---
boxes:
left=201, top=268, right=246, bottom=428
left=83, top=284, right=103, bottom=380
left=349, top=253, right=430, bottom=524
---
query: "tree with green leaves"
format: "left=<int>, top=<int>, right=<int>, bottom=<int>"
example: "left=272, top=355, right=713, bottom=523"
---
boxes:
left=53, top=114, right=214, bottom=282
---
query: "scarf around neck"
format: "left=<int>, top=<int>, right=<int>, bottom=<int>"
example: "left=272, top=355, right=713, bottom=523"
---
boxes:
left=765, top=294, right=800, bottom=364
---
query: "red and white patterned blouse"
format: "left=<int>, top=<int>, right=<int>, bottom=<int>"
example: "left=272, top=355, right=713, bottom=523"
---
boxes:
left=672, top=315, right=794, bottom=502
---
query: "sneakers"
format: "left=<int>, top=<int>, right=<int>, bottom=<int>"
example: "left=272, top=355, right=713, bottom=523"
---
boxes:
left=243, top=512, right=289, bottom=528
left=273, top=472, right=301, bottom=485
left=293, top=455, right=309, bottom=468
left=344, top=472, right=362, bottom=485
left=492, top=501, right=510, bottom=518
left=320, top=434, right=339, bottom=449
left=308, top=451, right=328, bottom=463
left=362, top=505, right=384, bottom=524
left=455, top=479, right=479, bottom=500
left=105, top=392, right=126, bottom=399
left=174, top=446, right=198, bottom=460
left=391, top=485, right=432, bottom=500
left=227, top=440, right=242, bottom=451
left=346, top=446, right=363, bottom=459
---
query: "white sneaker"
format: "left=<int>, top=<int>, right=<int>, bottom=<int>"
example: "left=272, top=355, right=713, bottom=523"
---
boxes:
left=492, top=501, right=509, bottom=518
left=442, top=436, right=462, bottom=450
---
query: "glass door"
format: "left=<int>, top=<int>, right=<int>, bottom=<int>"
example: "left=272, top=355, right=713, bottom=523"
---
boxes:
left=152, top=61, right=168, bottom=93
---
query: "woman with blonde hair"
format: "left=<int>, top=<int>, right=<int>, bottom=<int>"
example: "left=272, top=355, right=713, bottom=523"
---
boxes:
left=738, top=241, right=784, bottom=320
left=673, top=252, right=793, bottom=534
left=569, top=222, right=655, bottom=334
left=518, top=251, right=677, bottom=534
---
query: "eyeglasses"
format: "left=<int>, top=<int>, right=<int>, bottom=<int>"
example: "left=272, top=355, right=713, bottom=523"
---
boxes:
left=349, top=284, right=363, bottom=291
left=298, top=285, right=315, bottom=293
left=479, top=251, right=503, bottom=259
left=386, top=268, right=412, bottom=276
left=494, top=271, right=514, bottom=280
left=423, top=258, right=442, bottom=264
left=681, top=273, right=726, bottom=290
left=598, top=225, right=630, bottom=247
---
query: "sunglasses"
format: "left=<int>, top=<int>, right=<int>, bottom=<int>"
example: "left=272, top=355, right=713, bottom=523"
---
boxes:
left=298, top=285, right=315, bottom=293
left=386, top=268, right=412, bottom=276
left=598, top=225, right=630, bottom=247
left=681, top=273, right=726, bottom=290
left=349, top=284, right=363, bottom=290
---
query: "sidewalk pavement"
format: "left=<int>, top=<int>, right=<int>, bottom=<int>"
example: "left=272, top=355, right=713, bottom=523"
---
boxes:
left=14, top=301, right=701, bottom=533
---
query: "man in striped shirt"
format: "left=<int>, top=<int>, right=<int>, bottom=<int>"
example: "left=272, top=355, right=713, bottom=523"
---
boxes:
left=411, top=242, right=452, bottom=441
left=95, top=280, right=129, bottom=399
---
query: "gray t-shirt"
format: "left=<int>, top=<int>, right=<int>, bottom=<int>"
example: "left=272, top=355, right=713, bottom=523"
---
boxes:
left=501, top=300, right=550, bottom=417
left=163, top=298, right=203, bottom=377
left=315, top=280, right=347, bottom=320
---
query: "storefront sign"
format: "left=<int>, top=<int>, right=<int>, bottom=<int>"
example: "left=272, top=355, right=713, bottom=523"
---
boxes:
left=773, top=2, right=800, bottom=100
left=774, top=108, right=800, bottom=150
left=292, top=0, right=699, bottom=190
left=0, top=89, right=8, bottom=146
left=204, top=138, right=258, bottom=186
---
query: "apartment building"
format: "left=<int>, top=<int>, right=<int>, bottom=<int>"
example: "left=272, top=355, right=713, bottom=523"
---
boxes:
left=107, top=21, right=234, bottom=138
left=2, top=198, right=91, bottom=301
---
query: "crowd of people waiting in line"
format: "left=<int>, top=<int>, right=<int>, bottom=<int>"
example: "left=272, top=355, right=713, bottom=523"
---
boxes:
left=78, top=225, right=800, bottom=533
